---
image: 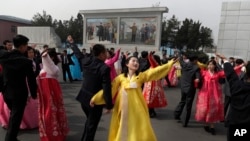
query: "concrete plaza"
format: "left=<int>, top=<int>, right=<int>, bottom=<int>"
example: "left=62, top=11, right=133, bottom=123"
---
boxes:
left=0, top=81, right=227, bottom=141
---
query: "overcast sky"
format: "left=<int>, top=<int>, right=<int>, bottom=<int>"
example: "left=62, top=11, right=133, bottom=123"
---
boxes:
left=0, top=0, right=248, bottom=44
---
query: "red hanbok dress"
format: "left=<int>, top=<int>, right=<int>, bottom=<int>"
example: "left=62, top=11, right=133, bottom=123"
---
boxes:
left=195, top=69, right=225, bottom=123
left=143, top=54, right=167, bottom=108
left=37, top=54, right=69, bottom=141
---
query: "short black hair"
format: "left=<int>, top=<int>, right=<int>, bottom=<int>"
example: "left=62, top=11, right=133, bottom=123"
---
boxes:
left=92, top=44, right=106, bottom=56
left=3, top=40, right=11, bottom=45
left=188, top=54, right=198, bottom=62
left=13, top=35, right=29, bottom=48
left=43, top=44, right=49, bottom=49
left=235, top=59, right=244, bottom=65
left=141, top=51, right=148, bottom=58
left=210, top=56, right=215, bottom=60
left=133, top=51, right=139, bottom=57
left=181, top=51, right=187, bottom=57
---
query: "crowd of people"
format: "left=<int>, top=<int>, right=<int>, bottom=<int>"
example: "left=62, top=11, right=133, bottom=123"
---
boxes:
left=0, top=34, right=249, bottom=141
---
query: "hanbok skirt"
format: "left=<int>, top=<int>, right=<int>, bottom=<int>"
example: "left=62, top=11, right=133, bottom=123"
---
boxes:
left=143, top=80, right=167, bottom=108
left=0, top=93, right=38, bottom=129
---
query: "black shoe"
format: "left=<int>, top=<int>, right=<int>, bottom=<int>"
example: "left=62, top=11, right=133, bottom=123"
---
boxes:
left=182, top=123, right=187, bottom=127
left=204, top=126, right=210, bottom=132
left=174, top=116, right=181, bottom=120
left=210, top=128, right=216, bottom=135
left=150, top=112, right=157, bottom=118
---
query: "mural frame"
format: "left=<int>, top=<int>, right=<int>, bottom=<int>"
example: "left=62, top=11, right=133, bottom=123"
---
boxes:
left=119, top=17, right=157, bottom=45
left=85, top=18, right=118, bottom=44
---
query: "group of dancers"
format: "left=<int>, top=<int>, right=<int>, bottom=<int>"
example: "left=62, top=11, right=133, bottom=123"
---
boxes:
left=0, top=35, right=69, bottom=141
left=0, top=34, right=249, bottom=141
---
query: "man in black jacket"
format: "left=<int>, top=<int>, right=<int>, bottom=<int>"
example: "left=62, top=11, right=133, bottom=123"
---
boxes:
left=218, top=54, right=250, bottom=141
left=61, top=50, right=74, bottom=82
left=138, top=51, right=150, bottom=73
left=223, top=59, right=245, bottom=121
left=174, top=53, right=201, bottom=127
left=0, top=35, right=37, bottom=141
left=68, top=35, right=113, bottom=141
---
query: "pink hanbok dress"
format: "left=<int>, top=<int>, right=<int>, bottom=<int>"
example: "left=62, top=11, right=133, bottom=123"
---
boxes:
left=105, top=49, right=120, bottom=81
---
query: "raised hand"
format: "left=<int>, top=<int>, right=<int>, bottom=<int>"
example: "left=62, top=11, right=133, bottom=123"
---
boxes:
left=173, top=57, right=179, bottom=64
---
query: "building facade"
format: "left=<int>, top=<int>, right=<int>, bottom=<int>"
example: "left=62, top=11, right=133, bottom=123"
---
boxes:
left=18, top=26, right=62, bottom=50
left=0, top=15, right=31, bottom=45
left=79, top=7, right=168, bottom=52
left=217, top=1, right=250, bottom=60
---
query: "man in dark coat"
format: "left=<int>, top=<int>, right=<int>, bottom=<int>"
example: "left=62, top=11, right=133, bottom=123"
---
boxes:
left=0, top=35, right=37, bottom=141
left=174, top=53, right=201, bottom=127
left=68, top=35, right=113, bottom=141
left=61, top=50, right=74, bottom=82
left=217, top=54, right=250, bottom=141
left=97, top=23, right=104, bottom=41
left=223, top=59, right=245, bottom=121
left=138, top=51, right=150, bottom=73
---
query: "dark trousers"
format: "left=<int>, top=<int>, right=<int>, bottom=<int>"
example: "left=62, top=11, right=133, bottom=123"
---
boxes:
left=99, top=35, right=104, bottom=41
left=131, top=34, right=136, bottom=42
left=174, top=89, right=196, bottom=126
left=141, top=34, right=145, bottom=42
left=62, top=64, right=73, bottom=82
left=4, top=97, right=26, bottom=141
left=224, top=95, right=231, bottom=117
left=81, top=103, right=103, bottom=141
left=165, top=75, right=172, bottom=87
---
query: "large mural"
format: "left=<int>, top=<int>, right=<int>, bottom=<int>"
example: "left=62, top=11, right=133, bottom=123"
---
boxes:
left=119, top=17, right=157, bottom=45
left=86, top=18, right=118, bottom=44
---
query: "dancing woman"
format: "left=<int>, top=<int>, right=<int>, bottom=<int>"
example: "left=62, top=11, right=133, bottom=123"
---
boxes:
left=143, top=53, right=167, bottom=117
left=195, top=59, right=241, bottom=135
left=37, top=49, right=69, bottom=141
left=91, top=56, right=176, bottom=141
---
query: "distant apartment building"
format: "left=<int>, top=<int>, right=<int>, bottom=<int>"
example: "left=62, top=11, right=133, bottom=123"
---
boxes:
left=217, top=1, right=250, bottom=60
left=0, top=15, right=31, bottom=45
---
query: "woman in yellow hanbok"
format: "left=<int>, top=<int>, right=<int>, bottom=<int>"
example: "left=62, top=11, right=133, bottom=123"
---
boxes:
left=91, top=55, right=175, bottom=141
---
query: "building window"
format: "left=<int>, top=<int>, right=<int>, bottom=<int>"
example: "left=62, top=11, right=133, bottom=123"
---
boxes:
left=11, top=26, right=17, bottom=33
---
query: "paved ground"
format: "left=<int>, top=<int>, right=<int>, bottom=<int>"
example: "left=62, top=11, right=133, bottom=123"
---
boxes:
left=0, top=81, right=227, bottom=141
